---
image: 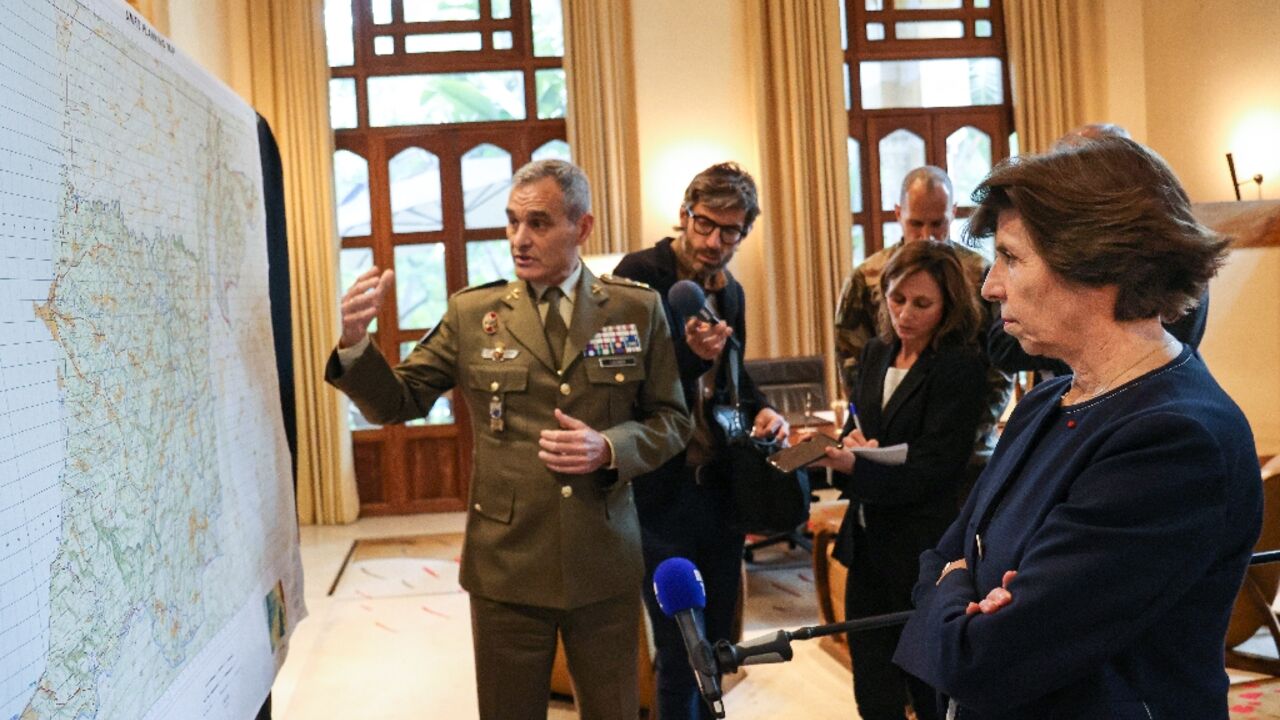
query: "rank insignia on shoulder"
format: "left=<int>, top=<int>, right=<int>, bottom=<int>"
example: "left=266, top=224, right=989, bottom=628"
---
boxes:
left=455, top=278, right=507, bottom=297
left=600, top=274, right=650, bottom=289
left=584, top=323, right=642, bottom=357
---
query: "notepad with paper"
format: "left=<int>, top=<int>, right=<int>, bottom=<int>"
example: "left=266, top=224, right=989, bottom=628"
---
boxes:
left=851, top=443, right=908, bottom=465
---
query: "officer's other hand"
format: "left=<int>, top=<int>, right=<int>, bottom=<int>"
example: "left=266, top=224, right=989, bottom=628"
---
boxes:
left=684, top=317, right=732, bottom=361
left=340, top=267, right=394, bottom=348
left=539, top=409, right=612, bottom=473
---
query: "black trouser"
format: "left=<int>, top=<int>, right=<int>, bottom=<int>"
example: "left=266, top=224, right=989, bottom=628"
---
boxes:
left=845, top=521, right=941, bottom=720
left=639, top=467, right=744, bottom=720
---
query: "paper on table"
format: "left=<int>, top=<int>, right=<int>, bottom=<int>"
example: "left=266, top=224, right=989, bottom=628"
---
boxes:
left=851, top=443, right=908, bottom=465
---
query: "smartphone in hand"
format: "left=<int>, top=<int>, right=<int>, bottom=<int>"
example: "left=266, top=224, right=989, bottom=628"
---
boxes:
left=767, top=435, right=840, bottom=473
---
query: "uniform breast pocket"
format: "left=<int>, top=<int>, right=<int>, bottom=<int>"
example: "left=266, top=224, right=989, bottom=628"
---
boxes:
left=468, top=365, right=530, bottom=393
left=585, top=360, right=646, bottom=424
left=467, top=365, right=529, bottom=433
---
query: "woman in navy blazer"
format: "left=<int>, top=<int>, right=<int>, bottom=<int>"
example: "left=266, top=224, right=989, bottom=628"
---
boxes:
left=818, top=240, right=991, bottom=720
left=892, top=137, right=1262, bottom=719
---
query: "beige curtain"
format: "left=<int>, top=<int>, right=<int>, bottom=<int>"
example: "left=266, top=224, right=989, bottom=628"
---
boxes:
left=241, top=0, right=359, bottom=524
left=562, top=0, right=642, bottom=255
left=744, top=0, right=851, bottom=401
left=1004, top=0, right=1103, bottom=154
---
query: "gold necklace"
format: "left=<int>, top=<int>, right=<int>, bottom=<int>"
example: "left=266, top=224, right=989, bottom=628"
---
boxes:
left=1066, top=338, right=1175, bottom=405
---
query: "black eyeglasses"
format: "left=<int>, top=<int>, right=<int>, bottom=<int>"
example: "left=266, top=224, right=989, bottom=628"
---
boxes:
left=685, top=207, right=747, bottom=245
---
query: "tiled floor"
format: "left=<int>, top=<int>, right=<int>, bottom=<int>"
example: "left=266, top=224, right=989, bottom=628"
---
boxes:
left=272, top=512, right=469, bottom=719
left=270, top=511, right=858, bottom=719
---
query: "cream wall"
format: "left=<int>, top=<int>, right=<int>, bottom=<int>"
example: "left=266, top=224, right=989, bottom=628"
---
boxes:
left=628, top=0, right=770, bottom=359
left=1141, top=0, right=1280, bottom=204
left=1081, top=0, right=1280, bottom=202
left=1093, top=0, right=1147, bottom=141
left=628, top=0, right=761, bottom=245
left=1202, top=248, right=1280, bottom=456
left=1065, top=1, right=1280, bottom=455
left=1131, top=1, right=1280, bottom=455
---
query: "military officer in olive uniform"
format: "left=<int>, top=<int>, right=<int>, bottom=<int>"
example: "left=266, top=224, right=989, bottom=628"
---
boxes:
left=327, top=159, right=692, bottom=720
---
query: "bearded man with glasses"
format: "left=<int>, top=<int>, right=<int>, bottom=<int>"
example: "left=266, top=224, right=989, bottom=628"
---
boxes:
left=613, top=162, right=787, bottom=720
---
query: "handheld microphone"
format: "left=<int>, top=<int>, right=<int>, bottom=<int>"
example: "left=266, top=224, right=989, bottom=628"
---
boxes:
left=668, top=279, right=723, bottom=326
left=667, top=280, right=740, bottom=352
left=653, top=557, right=725, bottom=718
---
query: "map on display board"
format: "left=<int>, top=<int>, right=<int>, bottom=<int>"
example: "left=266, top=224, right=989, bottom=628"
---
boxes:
left=0, top=1, right=304, bottom=718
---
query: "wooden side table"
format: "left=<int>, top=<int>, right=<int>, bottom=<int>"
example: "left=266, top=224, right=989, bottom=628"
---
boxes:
left=809, top=500, right=851, bottom=669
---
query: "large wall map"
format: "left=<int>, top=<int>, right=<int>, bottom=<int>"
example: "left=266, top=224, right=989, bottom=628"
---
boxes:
left=0, top=1, right=304, bottom=717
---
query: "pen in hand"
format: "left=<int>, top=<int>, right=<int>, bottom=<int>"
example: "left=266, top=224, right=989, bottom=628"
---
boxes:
left=846, top=401, right=864, bottom=440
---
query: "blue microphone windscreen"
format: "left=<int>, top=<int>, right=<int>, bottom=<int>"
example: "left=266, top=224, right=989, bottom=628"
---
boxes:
left=653, top=557, right=706, bottom=616
left=667, top=280, right=706, bottom=321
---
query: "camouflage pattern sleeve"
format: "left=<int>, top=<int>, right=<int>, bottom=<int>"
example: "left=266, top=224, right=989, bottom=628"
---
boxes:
left=834, top=266, right=878, bottom=396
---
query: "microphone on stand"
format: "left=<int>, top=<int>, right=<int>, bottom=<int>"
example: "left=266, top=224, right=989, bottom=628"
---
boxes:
left=655, top=556, right=915, bottom=716
left=712, top=610, right=915, bottom=674
left=653, top=557, right=726, bottom=718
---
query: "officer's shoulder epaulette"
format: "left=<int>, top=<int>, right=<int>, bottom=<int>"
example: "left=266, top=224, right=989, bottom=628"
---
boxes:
left=599, top=273, right=652, bottom=290
left=451, top=278, right=509, bottom=299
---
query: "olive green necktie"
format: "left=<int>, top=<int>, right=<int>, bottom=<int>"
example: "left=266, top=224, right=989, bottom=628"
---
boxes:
left=542, top=286, right=568, bottom=368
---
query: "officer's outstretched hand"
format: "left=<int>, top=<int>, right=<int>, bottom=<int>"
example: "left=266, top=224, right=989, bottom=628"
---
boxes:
left=340, top=267, right=395, bottom=348
left=539, top=409, right=612, bottom=474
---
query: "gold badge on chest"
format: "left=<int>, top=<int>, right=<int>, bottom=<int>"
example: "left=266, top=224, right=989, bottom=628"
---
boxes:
left=480, top=341, right=519, bottom=362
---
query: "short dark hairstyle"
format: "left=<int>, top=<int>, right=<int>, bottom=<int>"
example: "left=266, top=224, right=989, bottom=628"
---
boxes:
left=682, top=162, right=761, bottom=232
left=966, top=137, right=1229, bottom=323
left=877, top=240, right=982, bottom=349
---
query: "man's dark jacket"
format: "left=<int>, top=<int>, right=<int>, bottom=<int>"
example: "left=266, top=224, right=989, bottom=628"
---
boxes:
left=613, top=238, right=768, bottom=514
